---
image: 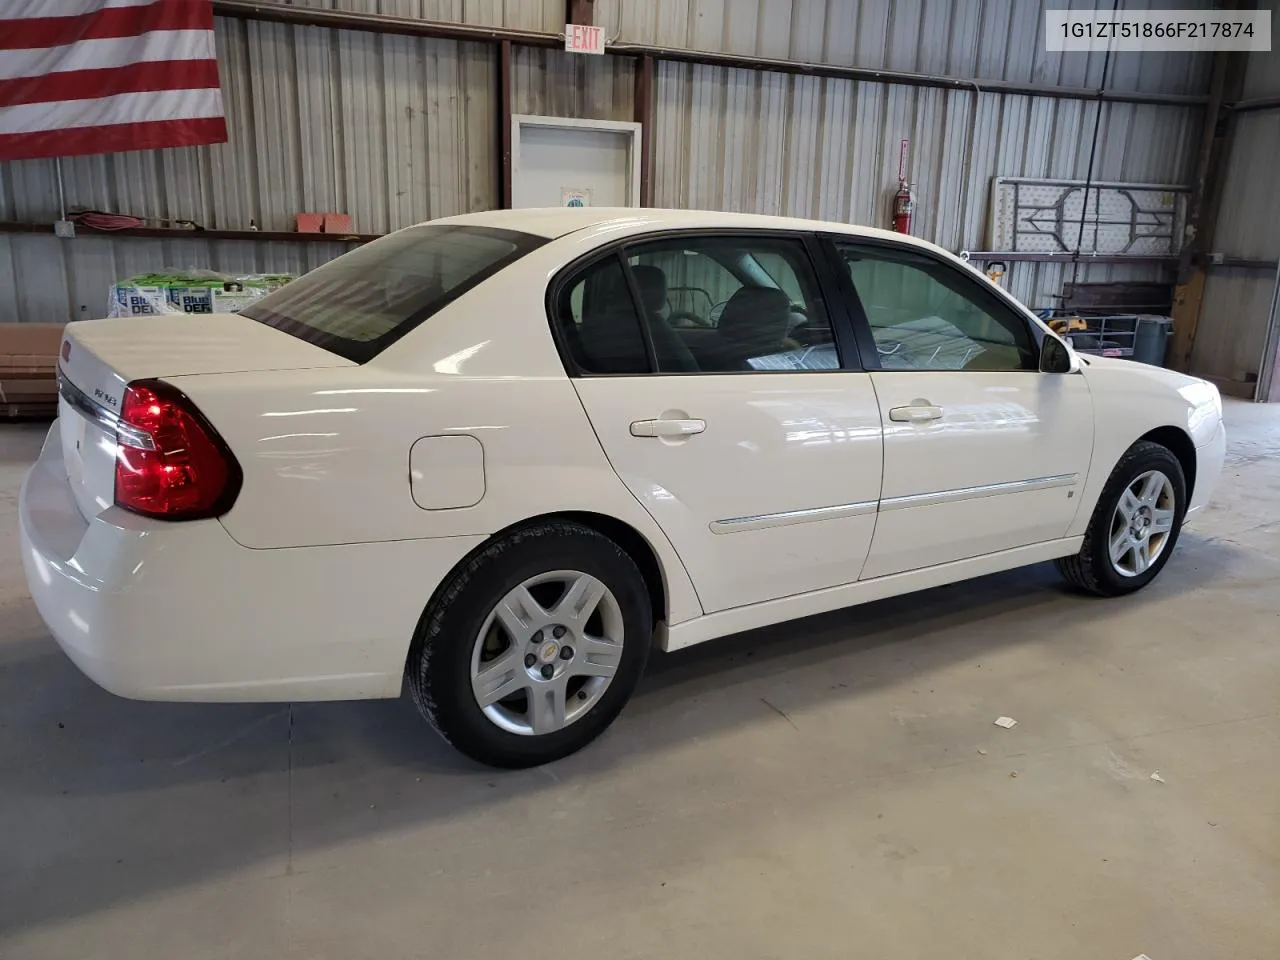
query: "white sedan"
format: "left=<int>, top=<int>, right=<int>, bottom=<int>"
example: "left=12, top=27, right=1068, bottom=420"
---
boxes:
left=20, top=209, right=1226, bottom=768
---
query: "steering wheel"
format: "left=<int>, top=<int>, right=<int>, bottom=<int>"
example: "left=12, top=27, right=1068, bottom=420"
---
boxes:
left=877, top=339, right=905, bottom=356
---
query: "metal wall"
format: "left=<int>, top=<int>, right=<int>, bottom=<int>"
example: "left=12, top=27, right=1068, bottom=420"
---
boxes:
left=1, top=2, right=1209, bottom=324
left=651, top=64, right=1200, bottom=306
left=263, top=0, right=1215, bottom=97
left=273, top=0, right=567, bottom=32
left=1, top=16, right=499, bottom=324
left=1192, top=109, right=1280, bottom=391
left=512, top=46, right=635, bottom=120
left=1192, top=0, right=1280, bottom=396
left=599, top=0, right=1211, bottom=96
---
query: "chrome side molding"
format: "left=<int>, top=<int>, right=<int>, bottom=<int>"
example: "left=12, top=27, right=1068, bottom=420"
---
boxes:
left=57, top=372, right=154, bottom=450
left=712, top=474, right=1080, bottom=533
left=879, top=474, right=1078, bottom=511
left=710, top=499, right=878, bottom=534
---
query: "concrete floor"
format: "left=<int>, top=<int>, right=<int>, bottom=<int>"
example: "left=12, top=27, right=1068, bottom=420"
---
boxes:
left=1, top=402, right=1278, bottom=960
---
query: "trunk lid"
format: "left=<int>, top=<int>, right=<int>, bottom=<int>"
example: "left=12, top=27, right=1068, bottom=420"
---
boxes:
left=57, top=314, right=353, bottom=520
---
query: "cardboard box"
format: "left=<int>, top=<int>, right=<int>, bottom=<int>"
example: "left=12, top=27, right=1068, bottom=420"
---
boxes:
left=107, top=274, right=295, bottom=318
left=0, top=322, right=63, bottom=419
left=0, top=378, right=59, bottom=401
left=0, top=323, right=64, bottom=374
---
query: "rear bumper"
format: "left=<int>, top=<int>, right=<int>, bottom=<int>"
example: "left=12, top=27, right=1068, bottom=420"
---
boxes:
left=19, top=423, right=483, bottom=702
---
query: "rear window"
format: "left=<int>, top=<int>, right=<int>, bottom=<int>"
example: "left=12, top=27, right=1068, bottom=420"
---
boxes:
left=242, top=224, right=546, bottom=362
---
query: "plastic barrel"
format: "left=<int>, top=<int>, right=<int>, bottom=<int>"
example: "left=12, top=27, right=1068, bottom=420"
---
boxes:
left=1133, top=316, right=1174, bottom=367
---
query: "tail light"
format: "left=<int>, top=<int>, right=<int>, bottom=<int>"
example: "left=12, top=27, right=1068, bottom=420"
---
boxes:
left=114, top=380, right=241, bottom=520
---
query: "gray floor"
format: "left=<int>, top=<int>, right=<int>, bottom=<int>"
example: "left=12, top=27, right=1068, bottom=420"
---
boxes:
left=1, top=402, right=1278, bottom=960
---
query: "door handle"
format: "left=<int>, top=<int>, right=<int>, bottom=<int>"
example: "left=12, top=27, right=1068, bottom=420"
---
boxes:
left=888, top=402, right=944, bottom=423
left=630, top=418, right=706, bottom=438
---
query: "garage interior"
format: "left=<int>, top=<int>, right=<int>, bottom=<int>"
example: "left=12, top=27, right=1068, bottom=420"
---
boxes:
left=2, top=1, right=1280, bottom=958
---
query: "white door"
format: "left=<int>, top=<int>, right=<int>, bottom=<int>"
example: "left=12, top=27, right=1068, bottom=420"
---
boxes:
left=555, top=233, right=884, bottom=614
left=512, top=116, right=640, bottom=209
left=827, top=239, right=1095, bottom=580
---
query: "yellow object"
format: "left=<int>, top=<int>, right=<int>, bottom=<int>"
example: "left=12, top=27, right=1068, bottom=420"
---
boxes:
left=1047, top=316, right=1088, bottom=335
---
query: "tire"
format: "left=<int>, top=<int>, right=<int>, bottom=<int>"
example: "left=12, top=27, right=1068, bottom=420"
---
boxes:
left=407, top=521, right=652, bottom=768
left=1056, top=440, right=1187, bottom=597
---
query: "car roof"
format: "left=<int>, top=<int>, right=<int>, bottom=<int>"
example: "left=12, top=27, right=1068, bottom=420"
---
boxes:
left=430, top=207, right=938, bottom=250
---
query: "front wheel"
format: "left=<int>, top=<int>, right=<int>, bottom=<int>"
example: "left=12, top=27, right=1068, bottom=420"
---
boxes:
left=407, top=521, right=652, bottom=768
left=1056, top=440, right=1187, bottom=596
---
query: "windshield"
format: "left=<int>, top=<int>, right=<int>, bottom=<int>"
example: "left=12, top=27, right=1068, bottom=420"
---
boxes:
left=242, top=224, right=546, bottom=362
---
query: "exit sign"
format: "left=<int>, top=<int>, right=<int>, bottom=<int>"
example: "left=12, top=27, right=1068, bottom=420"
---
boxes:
left=565, top=23, right=604, bottom=54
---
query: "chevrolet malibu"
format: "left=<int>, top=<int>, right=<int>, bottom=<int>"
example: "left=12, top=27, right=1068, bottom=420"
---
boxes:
left=20, top=209, right=1226, bottom=767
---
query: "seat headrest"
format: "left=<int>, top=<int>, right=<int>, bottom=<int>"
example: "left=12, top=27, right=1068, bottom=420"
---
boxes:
left=630, top=264, right=668, bottom=314
left=717, top=287, right=792, bottom=351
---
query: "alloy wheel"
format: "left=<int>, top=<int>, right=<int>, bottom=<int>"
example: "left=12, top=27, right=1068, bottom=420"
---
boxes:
left=1108, top=469, right=1176, bottom=577
left=469, top=570, right=625, bottom=735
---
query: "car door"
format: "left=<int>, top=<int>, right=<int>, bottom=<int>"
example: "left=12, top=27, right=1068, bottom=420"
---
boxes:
left=826, top=238, right=1094, bottom=580
left=552, top=231, right=883, bottom=615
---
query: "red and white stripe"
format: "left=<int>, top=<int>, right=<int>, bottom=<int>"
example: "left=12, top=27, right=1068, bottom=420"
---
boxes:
left=0, top=0, right=226, bottom=161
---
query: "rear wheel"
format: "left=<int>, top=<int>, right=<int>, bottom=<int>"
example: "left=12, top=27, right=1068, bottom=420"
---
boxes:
left=407, top=521, right=651, bottom=768
left=1056, top=440, right=1186, bottom=596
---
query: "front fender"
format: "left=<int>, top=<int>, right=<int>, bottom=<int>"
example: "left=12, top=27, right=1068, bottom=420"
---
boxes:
left=1068, top=356, right=1223, bottom=536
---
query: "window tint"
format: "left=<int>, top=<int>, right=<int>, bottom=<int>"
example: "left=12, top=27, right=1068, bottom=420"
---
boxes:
left=242, top=225, right=545, bottom=363
left=628, top=248, right=737, bottom=327
left=625, top=236, right=838, bottom=373
left=555, top=257, right=651, bottom=374
left=751, top=251, right=805, bottom=304
left=836, top=244, right=1038, bottom=372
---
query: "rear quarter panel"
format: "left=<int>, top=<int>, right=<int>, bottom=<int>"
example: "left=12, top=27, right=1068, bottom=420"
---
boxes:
left=167, top=239, right=703, bottom=626
left=1068, top=356, right=1222, bottom=536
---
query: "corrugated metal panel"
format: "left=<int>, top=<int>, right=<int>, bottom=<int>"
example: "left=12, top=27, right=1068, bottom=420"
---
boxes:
left=1212, top=111, right=1280, bottom=260
left=512, top=47, right=635, bottom=120
left=0, top=17, right=496, bottom=323
left=1243, top=0, right=1280, bottom=99
left=597, top=0, right=1212, bottom=96
left=0, top=234, right=351, bottom=326
left=273, top=0, right=565, bottom=32
left=1192, top=270, right=1277, bottom=385
left=1193, top=95, right=1280, bottom=386
left=652, top=61, right=1199, bottom=308
left=1, top=5, right=1207, bottom=324
left=0, top=18, right=497, bottom=232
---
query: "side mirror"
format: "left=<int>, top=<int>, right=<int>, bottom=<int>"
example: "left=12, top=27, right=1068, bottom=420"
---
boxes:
left=1040, top=334, right=1080, bottom=374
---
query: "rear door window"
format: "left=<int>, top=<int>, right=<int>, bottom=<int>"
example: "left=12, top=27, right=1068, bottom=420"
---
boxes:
left=242, top=224, right=546, bottom=363
left=625, top=236, right=838, bottom=373
left=557, top=257, right=652, bottom=374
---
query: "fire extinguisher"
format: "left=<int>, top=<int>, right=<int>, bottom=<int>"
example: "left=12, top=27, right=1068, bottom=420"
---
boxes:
left=892, top=180, right=914, bottom=235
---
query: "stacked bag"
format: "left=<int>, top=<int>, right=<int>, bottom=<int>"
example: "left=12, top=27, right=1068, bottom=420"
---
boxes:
left=108, top=271, right=294, bottom=317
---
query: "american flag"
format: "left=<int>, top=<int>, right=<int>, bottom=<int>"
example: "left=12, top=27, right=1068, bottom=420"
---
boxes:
left=0, top=0, right=228, bottom=161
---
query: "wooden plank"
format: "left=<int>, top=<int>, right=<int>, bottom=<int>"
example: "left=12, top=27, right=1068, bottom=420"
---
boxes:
left=1202, top=374, right=1257, bottom=401
left=1061, top=282, right=1174, bottom=313
left=1170, top=272, right=1207, bottom=372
